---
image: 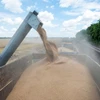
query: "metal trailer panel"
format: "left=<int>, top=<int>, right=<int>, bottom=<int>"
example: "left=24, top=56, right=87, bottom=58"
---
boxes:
left=0, top=53, right=100, bottom=99
left=0, top=54, right=33, bottom=100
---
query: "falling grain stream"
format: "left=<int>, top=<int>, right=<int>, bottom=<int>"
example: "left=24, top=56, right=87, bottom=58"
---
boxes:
left=7, top=26, right=100, bottom=100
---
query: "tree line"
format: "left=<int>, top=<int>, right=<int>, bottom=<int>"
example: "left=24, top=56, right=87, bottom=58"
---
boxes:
left=76, top=20, right=100, bottom=45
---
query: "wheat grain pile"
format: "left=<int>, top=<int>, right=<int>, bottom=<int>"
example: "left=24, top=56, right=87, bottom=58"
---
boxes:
left=7, top=56, right=100, bottom=100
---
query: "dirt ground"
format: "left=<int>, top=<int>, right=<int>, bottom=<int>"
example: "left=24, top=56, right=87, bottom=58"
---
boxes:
left=0, top=38, right=44, bottom=53
left=0, top=38, right=45, bottom=63
left=0, top=38, right=63, bottom=63
left=58, top=47, right=74, bottom=52
left=7, top=56, right=100, bottom=100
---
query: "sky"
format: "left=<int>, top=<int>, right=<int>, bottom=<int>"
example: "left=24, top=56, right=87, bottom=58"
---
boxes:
left=0, top=0, right=100, bottom=37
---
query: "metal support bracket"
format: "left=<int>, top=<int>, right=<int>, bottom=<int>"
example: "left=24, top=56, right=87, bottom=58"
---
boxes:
left=28, top=11, right=43, bottom=30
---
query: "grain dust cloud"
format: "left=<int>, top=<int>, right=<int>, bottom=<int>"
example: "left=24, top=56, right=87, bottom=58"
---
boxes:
left=7, top=26, right=100, bottom=100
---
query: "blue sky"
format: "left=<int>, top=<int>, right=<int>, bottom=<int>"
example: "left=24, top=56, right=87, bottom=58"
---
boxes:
left=0, top=0, right=100, bottom=37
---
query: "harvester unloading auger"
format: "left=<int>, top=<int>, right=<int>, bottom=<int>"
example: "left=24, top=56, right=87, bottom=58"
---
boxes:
left=0, top=11, right=58, bottom=67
